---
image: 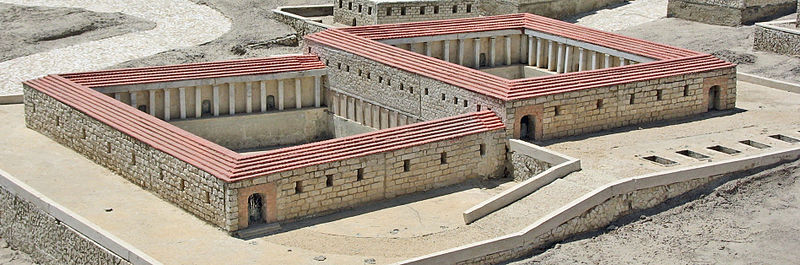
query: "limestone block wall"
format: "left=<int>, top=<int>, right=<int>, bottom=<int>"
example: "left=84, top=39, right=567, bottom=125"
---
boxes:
left=506, top=67, right=737, bottom=141
left=333, top=0, right=377, bottom=26
left=0, top=187, right=131, bottom=265
left=307, top=43, right=508, bottom=125
left=272, top=5, right=333, bottom=38
left=169, top=108, right=333, bottom=151
left=668, top=0, right=797, bottom=26
left=23, top=87, right=232, bottom=231
left=754, top=21, right=800, bottom=56
left=229, top=131, right=507, bottom=228
left=376, top=1, right=479, bottom=24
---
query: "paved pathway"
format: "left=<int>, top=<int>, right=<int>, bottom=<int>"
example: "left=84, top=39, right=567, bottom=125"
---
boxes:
left=0, top=0, right=231, bottom=96
left=570, top=0, right=668, bottom=32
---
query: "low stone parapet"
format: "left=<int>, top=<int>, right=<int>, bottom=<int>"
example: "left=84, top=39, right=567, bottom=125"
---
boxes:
left=754, top=20, right=800, bottom=57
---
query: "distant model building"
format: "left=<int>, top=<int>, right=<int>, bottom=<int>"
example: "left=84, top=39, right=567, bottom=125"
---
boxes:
left=668, top=0, right=798, bottom=26
left=23, top=14, right=735, bottom=234
left=332, top=0, right=627, bottom=26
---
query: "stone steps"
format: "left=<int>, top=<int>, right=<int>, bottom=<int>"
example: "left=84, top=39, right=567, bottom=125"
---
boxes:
left=235, top=223, right=282, bottom=239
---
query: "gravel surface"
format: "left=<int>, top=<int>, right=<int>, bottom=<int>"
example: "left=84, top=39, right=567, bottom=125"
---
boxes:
left=511, top=159, right=800, bottom=265
left=0, top=239, right=35, bottom=265
left=0, top=0, right=230, bottom=96
left=0, top=3, right=155, bottom=62
left=112, top=0, right=328, bottom=69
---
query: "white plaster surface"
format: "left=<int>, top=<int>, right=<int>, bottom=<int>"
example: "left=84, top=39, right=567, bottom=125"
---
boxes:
left=571, top=0, right=668, bottom=32
left=0, top=0, right=231, bottom=96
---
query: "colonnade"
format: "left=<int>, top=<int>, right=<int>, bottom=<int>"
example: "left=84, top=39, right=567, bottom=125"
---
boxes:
left=331, top=91, right=420, bottom=130
left=112, top=75, right=323, bottom=121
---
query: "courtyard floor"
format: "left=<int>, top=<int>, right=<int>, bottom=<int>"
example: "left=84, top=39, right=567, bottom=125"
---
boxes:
left=0, top=81, right=798, bottom=264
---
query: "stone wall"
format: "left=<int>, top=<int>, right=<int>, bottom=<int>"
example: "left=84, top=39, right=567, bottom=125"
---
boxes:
left=455, top=175, right=719, bottom=265
left=668, top=0, right=797, bottom=26
left=169, top=108, right=333, bottom=151
left=228, top=130, right=507, bottom=228
left=333, top=0, right=378, bottom=25
left=509, top=152, right=551, bottom=181
left=272, top=5, right=332, bottom=38
left=23, top=86, right=232, bottom=231
left=754, top=21, right=800, bottom=56
left=0, top=186, right=131, bottom=265
left=333, top=0, right=479, bottom=26
left=306, top=42, right=508, bottom=125
left=506, top=67, right=737, bottom=141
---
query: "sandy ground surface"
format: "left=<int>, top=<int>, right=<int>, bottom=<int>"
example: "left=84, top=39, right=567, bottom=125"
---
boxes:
left=0, top=239, right=35, bottom=265
left=0, top=3, right=155, bottom=62
left=511, top=159, right=800, bottom=265
left=0, top=0, right=229, bottom=96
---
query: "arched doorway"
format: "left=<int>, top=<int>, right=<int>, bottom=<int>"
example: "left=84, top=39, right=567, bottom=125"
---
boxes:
left=266, top=95, right=276, bottom=110
left=248, top=193, right=265, bottom=225
left=520, top=115, right=535, bottom=141
left=708, top=85, right=721, bottom=111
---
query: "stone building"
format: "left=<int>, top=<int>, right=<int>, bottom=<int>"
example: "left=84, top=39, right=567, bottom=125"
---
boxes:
left=668, top=0, right=797, bottom=26
left=305, top=13, right=736, bottom=141
left=331, top=0, right=626, bottom=26
left=23, top=14, right=736, bottom=234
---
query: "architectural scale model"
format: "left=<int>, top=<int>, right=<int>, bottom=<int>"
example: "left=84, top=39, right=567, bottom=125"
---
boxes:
left=22, top=13, right=736, bottom=233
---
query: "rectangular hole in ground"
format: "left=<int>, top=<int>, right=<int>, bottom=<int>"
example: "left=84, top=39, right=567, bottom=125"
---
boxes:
left=707, top=145, right=741, bottom=155
left=642, top=155, right=678, bottom=166
left=769, top=134, right=800, bottom=143
left=739, top=140, right=771, bottom=149
left=676, top=150, right=710, bottom=160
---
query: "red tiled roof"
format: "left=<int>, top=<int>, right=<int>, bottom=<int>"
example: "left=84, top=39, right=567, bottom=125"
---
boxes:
left=61, top=55, right=326, bottom=88
left=308, top=13, right=735, bottom=101
left=24, top=56, right=505, bottom=182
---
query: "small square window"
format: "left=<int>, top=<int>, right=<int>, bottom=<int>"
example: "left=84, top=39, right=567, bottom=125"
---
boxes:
left=440, top=152, right=447, bottom=164
left=683, top=85, right=689, bottom=96
left=596, top=99, right=603, bottom=109
left=420, top=6, right=426, bottom=15
left=452, top=5, right=458, bottom=13
left=656, top=89, right=663, bottom=101
left=479, top=144, right=486, bottom=156
left=326, top=175, right=333, bottom=187
left=403, top=159, right=410, bottom=172
left=441, top=94, right=446, bottom=101
left=401, top=7, right=406, bottom=15
left=434, top=6, right=439, bottom=14
left=357, top=168, right=364, bottom=181
left=466, top=4, right=472, bottom=13
left=554, top=106, right=562, bottom=116
left=629, top=94, right=635, bottom=104
left=295, top=181, right=303, bottom=193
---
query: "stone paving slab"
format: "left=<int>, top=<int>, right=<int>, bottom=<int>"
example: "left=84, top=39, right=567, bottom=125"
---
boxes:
left=0, top=0, right=231, bottom=96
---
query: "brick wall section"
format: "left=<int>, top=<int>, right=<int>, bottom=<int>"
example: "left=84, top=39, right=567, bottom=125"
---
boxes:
left=506, top=68, right=737, bottom=140
left=229, top=130, right=506, bottom=225
left=306, top=42, right=508, bottom=124
left=0, top=187, right=131, bottom=265
left=23, top=87, right=232, bottom=231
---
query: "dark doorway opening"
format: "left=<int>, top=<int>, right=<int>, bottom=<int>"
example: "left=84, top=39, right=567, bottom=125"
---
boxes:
left=520, top=115, right=535, bottom=141
left=708, top=85, right=721, bottom=111
left=248, top=193, right=265, bottom=225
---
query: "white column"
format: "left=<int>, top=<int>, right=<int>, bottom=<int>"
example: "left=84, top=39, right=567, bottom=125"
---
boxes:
left=443, top=40, right=450, bottom=62
left=591, top=51, right=598, bottom=70
left=536, top=38, right=543, bottom=68
left=228, top=84, right=235, bottom=115
left=163, top=89, right=171, bottom=121
left=504, top=36, right=512, bottom=66
left=578, top=48, right=585, bottom=72
left=457, top=39, right=465, bottom=65
left=295, top=78, right=302, bottom=109
left=278, top=80, right=285, bottom=110
left=604, top=54, right=611, bottom=68
left=489, top=37, right=496, bottom=67
left=130, top=91, right=137, bottom=108
left=425, top=42, right=432, bottom=57
left=564, top=45, right=572, bottom=73
left=212, top=85, right=219, bottom=116
left=245, top=82, right=253, bottom=113
left=527, top=36, right=535, bottom=66
left=556, top=43, right=564, bottom=73
left=548, top=41, right=556, bottom=71
left=260, top=81, right=267, bottom=112
left=620, top=58, right=627, bottom=66
left=474, top=38, right=481, bottom=69
left=314, top=76, right=321, bottom=107
left=148, top=90, right=156, bottom=116
left=520, top=35, right=528, bottom=64
left=195, top=87, right=202, bottom=118
left=179, top=87, right=186, bottom=119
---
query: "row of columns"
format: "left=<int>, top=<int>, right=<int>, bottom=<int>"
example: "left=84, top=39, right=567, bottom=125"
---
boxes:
left=331, top=92, right=420, bottom=130
left=526, top=36, right=635, bottom=73
left=409, top=35, right=637, bottom=73
left=121, top=76, right=322, bottom=121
